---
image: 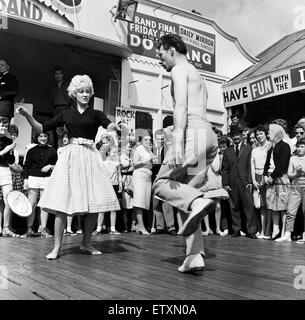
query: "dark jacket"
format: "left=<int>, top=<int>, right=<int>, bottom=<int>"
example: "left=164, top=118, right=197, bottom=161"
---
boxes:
left=0, top=72, right=19, bottom=118
left=0, top=136, right=15, bottom=167
left=263, top=140, right=290, bottom=180
left=152, top=145, right=165, bottom=182
left=23, top=145, right=58, bottom=179
left=222, top=143, right=253, bottom=188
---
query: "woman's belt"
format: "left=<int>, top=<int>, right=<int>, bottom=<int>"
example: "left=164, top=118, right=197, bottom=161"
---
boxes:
left=69, top=137, right=94, bottom=145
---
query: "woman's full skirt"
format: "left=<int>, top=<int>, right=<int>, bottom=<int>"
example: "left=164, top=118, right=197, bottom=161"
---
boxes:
left=38, top=144, right=120, bottom=216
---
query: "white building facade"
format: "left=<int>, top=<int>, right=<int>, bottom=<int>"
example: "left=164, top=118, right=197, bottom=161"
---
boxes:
left=0, top=0, right=257, bottom=152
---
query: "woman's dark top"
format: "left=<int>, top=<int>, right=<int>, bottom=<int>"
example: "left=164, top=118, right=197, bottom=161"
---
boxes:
left=263, top=140, right=291, bottom=179
left=0, top=136, right=15, bottom=167
left=42, top=107, right=111, bottom=140
left=23, top=145, right=58, bottom=179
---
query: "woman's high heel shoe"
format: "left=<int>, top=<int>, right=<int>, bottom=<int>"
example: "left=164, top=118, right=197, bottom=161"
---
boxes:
left=130, top=225, right=138, bottom=232
left=136, top=226, right=150, bottom=235
left=271, top=232, right=281, bottom=241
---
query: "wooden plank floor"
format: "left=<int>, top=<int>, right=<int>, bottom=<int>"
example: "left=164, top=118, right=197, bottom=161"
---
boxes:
left=0, top=232, right=304, bottom=300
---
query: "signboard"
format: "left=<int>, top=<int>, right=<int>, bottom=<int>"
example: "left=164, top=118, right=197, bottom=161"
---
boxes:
left=222, top=64, right=305, bottom=107
left=0, top=0, right=76, bottom=28
left=13, top=103, right=33, bottom=157
left=128, top=12, right=216, bottom=73
left=116, top=107, right=136, bottom=137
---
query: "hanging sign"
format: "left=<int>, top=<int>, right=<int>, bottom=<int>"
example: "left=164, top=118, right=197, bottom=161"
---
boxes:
left=222, top=64, right=305, bottom=107
left=128, top=12, right=216, bottom=73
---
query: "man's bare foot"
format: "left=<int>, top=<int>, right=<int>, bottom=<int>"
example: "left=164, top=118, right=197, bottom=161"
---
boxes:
left=178, top=253, right=205, bottom=273
left=80, top=244, right=102, bottom=255
left=178, top=198, right=214, bottom=237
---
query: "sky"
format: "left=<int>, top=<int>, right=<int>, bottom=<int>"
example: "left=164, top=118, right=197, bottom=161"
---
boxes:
left=161, top=0, right=305, bottom=56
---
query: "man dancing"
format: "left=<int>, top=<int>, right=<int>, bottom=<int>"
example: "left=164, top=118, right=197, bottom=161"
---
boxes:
left=153, top=34, right=218, bottom=273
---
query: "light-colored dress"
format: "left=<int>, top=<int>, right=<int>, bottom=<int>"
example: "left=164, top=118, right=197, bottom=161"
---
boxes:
left=251, top=141, right=271, bottom=207
left=132, top=144, right=153, bottom=210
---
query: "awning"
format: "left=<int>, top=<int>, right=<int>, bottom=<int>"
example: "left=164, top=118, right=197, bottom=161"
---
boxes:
left=1, top=13, right=132, bottom=58
left=222, top=29, right=305, bottom=108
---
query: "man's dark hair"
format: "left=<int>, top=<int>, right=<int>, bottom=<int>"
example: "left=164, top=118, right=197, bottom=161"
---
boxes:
left=230, top=114, right=239, bottom=120
left=218, top=136, right=230, bottom=147
left=296, top=136, right=305, bottom=147
left=53, top=65, right=63, bottom=74
left=156, top=34, right=188, bottom=55
left=254, top=124, right=268, bottom=137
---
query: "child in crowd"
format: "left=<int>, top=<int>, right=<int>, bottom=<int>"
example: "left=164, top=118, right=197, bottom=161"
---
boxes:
left=242, top=127, right=250, bottom=145
left=0, top=124, right=23, bottom=232
left=248, top=129, right=258, bottom=148
left=201, top=136, right=229, bottom=236
left=93, top=133, right=116, bottom=234
left=96, top=133, right=115, bottom=161
left=8, top=125, right=23, bottom=191
left=93, top=145, right=122, bottom=235
left=291, top=123, right=305, bottom=155
left=0, top=119, right=18, bottom=237
left=276, top=137, right=305, bottom=243
left=120, top=140, right=135, bottom=232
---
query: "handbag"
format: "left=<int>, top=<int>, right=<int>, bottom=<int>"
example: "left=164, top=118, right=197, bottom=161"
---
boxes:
left=9, top=163, right=23, bottom=174
left=253, top=189, right=261, bottom=209
left=122, top=175, right=133, bottom=198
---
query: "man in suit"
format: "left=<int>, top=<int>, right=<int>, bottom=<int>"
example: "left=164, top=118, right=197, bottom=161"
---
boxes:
left=0, top=59, right=19, bottom=121
left=222, top=125, right=257, bottom=238
left=152, top=129, right=176, bottom=236
left=51, top=66, right=71, bottom=148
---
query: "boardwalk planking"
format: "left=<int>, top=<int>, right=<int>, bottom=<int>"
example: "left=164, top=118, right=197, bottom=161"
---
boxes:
left=0, top=232, right=304, bottom=300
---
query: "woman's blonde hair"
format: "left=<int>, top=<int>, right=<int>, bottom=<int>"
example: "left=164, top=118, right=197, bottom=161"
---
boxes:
left=67, top=75, right=94, bottom=99
left=269, top=124, right=286, bottom=146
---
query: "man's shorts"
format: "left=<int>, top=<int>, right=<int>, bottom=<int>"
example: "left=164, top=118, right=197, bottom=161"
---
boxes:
left=0, top=167, right=12, bottom=186
left=28, top=176, right=49, bottom=190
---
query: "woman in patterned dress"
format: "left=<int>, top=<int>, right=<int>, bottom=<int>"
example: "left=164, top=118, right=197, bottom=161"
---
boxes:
left=132, top=132, right=156, bottom=235
left=263, top=124, right=291, bottom=240
left=17, top=75, right=120, bottom=259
